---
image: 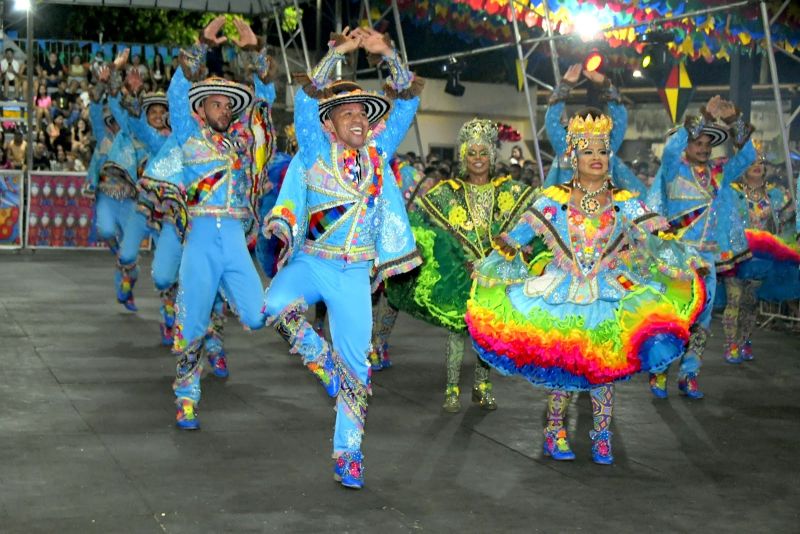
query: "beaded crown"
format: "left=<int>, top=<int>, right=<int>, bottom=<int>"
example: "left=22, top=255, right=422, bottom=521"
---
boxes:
left=566, top=113, right=613, bottom=150
left=751, top=139, right=766, bottom=162
left=457, top=118, right=498, bottom=176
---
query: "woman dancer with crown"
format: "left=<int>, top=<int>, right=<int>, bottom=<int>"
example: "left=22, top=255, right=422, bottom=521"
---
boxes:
left=466, top=112, right=706, bottom=464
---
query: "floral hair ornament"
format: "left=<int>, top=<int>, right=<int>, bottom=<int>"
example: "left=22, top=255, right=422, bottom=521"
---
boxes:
left=457, top=118, right=499, bottom=177
left=566, top=113, right=613, bottom=169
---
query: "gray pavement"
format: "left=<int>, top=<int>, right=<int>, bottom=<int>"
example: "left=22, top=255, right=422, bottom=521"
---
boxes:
left=1, top=250, right=799, bottom=533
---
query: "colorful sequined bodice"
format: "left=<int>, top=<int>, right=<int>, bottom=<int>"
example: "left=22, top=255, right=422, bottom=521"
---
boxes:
left=567, top=205, right=616, bottom=276
left=745, top=189, right=773, bottom=232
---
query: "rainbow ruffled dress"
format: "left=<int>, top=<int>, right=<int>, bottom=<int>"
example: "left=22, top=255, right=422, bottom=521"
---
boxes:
left=466, top=185, right=706, bottom=391
left=386, top=175, right=535, bottom=332
left=732, top=182, right=800, bottom=301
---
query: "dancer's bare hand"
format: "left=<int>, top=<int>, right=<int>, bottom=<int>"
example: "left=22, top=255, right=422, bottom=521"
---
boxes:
left=352, top=27, right=392, bottom=56
left=563, top=63, right=581, bottom=84
left=202, top=15, right=228, bottom=47
left=705, top=95, right=723, bottom=119
left=231, top=18, right=258, bottom=48
left=97, top=65, right=111, bottom=83
left=583, top=68, right=605, bottom=85
left=125, top=68, right=143, bottom=94
left=718, top=100, right=738, bottom=121
left=333, top=26, right=362, bottom=55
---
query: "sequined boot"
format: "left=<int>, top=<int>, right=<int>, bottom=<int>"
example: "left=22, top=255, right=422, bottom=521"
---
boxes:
left=590, top=429, right=614, bottom=465
left=678, top=372, right=704, bottom=399
left=649, top=372, right=668, bottom=399
left=333, top=450, right=364, bottom=489
left=724, top=343, right=743, bottom=364
left=442, top=384, right=461, bottom=413
left=471, top=381, right=498, bottom=411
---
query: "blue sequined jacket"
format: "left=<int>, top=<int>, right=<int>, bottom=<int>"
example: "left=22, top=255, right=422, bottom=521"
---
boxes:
left=264, top=48, right=422, bottom=289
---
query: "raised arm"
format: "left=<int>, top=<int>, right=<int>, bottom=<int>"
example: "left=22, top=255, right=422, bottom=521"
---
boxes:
left=719, top=103, right=756, bottom=188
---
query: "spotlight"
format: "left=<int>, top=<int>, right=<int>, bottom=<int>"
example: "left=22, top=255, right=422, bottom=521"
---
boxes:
left=641, top=55, right=652, bottom=69
left=573, top=12, right=601, bottom=41
left=443, top=56, right=466, bottom=97
left=14, top=0, right=31, bottom=10
left=632, top=69, right=644, bottom=79
left=584, top=50, right=604, bottom=72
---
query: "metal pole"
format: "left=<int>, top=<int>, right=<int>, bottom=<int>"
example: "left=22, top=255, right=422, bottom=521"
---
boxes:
left=315, top=0, right=322, bottom=57
left=508, top=0, right=544, bottom=182
left=390, top=0, right=424, bottom=159
left=759, top=0, right=795, bottom=203
left=272, top=4, right=294, bottom=87
left=293, top=0, right=311, bottom=71
left=25, top=7, right=33, bottom=176
left=541, top=0, right=561, bottom=82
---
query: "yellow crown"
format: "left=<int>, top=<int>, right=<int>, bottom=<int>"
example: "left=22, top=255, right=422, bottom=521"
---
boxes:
left=751, top=139, right=766, bottom=161
left=566, top=114, right=613, bottom=147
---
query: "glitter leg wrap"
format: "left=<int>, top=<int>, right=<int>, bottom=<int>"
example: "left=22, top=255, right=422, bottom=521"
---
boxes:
left=159, top=284, right=178, bottom=330
left=173, top=336, right=203, bottom=405
left=203, top=293, right=226, bottom=357
left=445, top=331, right=464, bottom=387
left=722, top=277, right=744, bottom=350
left=740, top=280, right=761, bottom=345
left=545, top=390, right=572, bottom=432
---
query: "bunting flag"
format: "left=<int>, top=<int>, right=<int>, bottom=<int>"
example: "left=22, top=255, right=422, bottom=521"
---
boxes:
left=377, top=0, right=800, bottom=63
left=656, top=62, right=695, bottom=124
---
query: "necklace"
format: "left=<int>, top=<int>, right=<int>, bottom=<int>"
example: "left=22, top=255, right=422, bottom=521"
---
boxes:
left=573, top=179, right=609, bottom=215
left=743, top=181, right=766, bottom=202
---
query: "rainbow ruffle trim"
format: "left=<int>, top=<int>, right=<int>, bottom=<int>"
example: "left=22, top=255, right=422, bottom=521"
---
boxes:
left=466, top=273, right=705, bottom=391
left=744, top=229, right=800, bottom=265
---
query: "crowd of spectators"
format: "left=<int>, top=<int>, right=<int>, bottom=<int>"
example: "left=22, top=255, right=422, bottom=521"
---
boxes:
left=0, top=48, right=176, bottom=173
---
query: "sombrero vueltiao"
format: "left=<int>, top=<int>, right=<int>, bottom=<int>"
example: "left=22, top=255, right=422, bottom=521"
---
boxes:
left=668, top=117, right=729, bottom=147
left=317, top=80, right=391, bottom=125
left=142, top=92, right=169, bottom=115
left=188, top=77, right=254, bottom=117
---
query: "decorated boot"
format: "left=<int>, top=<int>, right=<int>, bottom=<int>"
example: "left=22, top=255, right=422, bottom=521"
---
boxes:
left=207, top=351, right=229, bottom=379
left=333, top=450, right=364, bottom=489
left=741, top=340, right=754, bottom=361
left=678, top=372, right=704, bottom=399
left=590, top=429, right=614, bottom=465
left=543, top=428, right=576, bottom=461
left=442, top=384, right=461, bottom=413
left=471, top=381, right=498, bottom=411
left=724, top=344, right=743, bottom=364
left=176, top=399, right=199, bottom=430
left=648, top=372, right=668, bottom=399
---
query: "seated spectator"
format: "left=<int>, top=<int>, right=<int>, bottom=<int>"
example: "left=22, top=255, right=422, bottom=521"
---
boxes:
left=32, top=142, right=51, bottom=171
left=71, top=118, right=91, bottom=152
left=64, top=100, right=81, bottom=128
left=50, top=144, right=67, bottom=172
left=166, top=55, right=178, bottom=83
left=67, top=54, right=87, bottom=85
left=77, top=79, right=91, bottom=107
left=47, top=113, right=71, bottom=153
left=34, top=83, right=52, bottom=123
left=40, top=52, right=64, bottom=90
left=509, top=144, right=523, bottom=165
left=5, top=130, right=27, bottom=170
left=50, top=80, right=72, bottom=118
left=151, top=53, right=166, bottom=89
left=131, top=54, right=150, bottom=83
left=1, top=48, right=26, bottom=100
left=67, top=151, right=86, bottom=172
left=509, top=163, right=522, bottom=181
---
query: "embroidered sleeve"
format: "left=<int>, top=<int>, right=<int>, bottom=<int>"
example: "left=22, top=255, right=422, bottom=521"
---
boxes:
left=264, top=156, right=309, bottom=270
left=376, top=97, right=419, bottom=159
left=722, top=140, right=756, bottom=189
left=309, top=46, right=345, bottom=89
left=167, top=67, right=197, bottom=146
left=89, top=101, right=106, bottom=145
left=548, top=79, right=576, bottom=105
left=107, top=95, right=130, bottom=136
left=608, top=100, right=627, bottom=153
left=724, top=111, right=755, bottom=149
left=382, top=48, right=413, bottom=93
left=545, top=100, right=568, bottom=158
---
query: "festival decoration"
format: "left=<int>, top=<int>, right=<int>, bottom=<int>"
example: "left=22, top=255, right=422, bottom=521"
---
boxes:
left=379, top=0, right=800, bottom=63
left=657, top=62, right=695, bottom=123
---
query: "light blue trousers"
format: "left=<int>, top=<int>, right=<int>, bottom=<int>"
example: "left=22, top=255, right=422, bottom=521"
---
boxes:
left=264, top=253, right=372, bottom=455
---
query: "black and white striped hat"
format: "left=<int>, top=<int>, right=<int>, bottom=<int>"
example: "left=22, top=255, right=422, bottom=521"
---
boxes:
left=188, top=77, right=254, bottom=117
left=142, top=92, right=168, bottom=115
left=668, top=120, right=729, bottom=147
left=318, top=80, right=391, bottom=125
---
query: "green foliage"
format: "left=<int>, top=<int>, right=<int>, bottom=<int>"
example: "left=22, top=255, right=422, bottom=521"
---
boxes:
left=64, top=7, right=249, bottom=46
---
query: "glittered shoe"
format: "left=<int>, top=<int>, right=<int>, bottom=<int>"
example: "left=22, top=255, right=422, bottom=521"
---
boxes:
left=741, top=340, right=754, bottom=361
left=333, top=451, right=364, bottom=489
left=543, top=428, right=576, bottom=461
left=442, top=384, right=461, bottom=413
left=368, top=349, right=383, bottom=372
left=471, top=381, right=498, bottom=411
left=308, top=351, right=340, bottom=397
left=724, top=344, right=743, bottom=364
left=678, top=372, right=705, bottom=399
left=122, top=295, right=138, bottom=312
left=208, top=352, right=229, bottom=379
left=176, top=399, right=199, bottom=430
left=649, top=372, right=668, bottom=399
left=160, top=324, right=174, bottom=347
left=590, top=429, right=614, bottom=465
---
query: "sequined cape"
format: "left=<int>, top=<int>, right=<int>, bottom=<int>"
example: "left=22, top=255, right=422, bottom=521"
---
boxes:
left=385, top=176, right=536, bottom=332
left=264, top=88, right=422, bottom=291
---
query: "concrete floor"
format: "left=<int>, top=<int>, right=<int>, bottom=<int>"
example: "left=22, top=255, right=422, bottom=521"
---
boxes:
left=1, top=250, right=799, bottom=533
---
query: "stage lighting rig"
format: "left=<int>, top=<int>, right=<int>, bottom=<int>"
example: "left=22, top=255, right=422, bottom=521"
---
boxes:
left=442, top=56, right=466, bottom=97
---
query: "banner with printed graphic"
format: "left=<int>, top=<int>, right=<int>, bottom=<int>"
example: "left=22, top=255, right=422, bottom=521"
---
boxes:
left=26, top=172, right=102, bottom=249
left=0, top=171, right=23, bottom=248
